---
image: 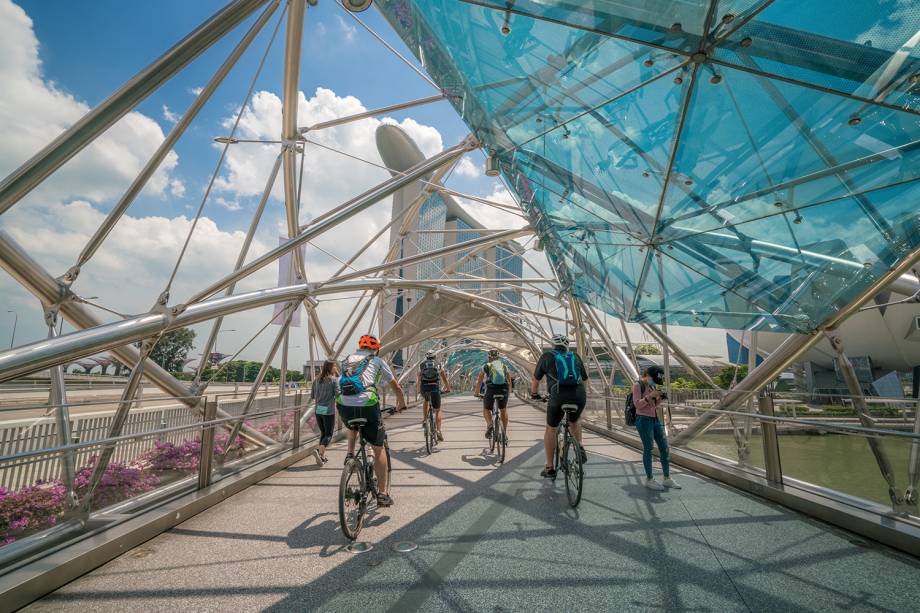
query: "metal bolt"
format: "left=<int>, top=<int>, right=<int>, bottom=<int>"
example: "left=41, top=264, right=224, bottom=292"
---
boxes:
left=722, top=13, right=735, bottom=23
left=644, top=59, right=655, bottom=67
left=774, top=201, right=784, bottom=208
left=691, top=51, right=707, bottom=63
left=642, top=171, right=650, bottom=177
left=793, top=213, right=803, bottom=224
left=670, top=22, right=682, bottom=33
left=710, top=74, right=723, bottom=84
left=684, top=178, right=693, bottom=186
left=673, top=75, right=684, bottom=85
left=740, top=37, right=753, bottom=48
left=848, top=116, right=862, bottom=126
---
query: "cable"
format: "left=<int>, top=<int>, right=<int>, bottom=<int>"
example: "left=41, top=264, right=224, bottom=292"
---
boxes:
left=163, top=4, right=287, bottom=295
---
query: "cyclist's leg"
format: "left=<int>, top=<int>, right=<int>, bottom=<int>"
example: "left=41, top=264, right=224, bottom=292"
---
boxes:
left=565, top=386, right=588, bottom=443
left=421, top=393, right=430, bottom=422
left=362, top=404, right=390, bottom=495
left=544, top=395, right=563, bottom=468
left=339, top=404, right=359, bottom=455
left=431, top=390, right=443, bottom=431
left=497, top=388, right=509, bottom=431
left=482, top=387, right=494, bottom=431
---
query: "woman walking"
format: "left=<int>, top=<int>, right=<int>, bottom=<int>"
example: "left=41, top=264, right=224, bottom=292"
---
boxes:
left=633, top=365, right=681, bottom=491
left=311, top=360, right=339, bottom=464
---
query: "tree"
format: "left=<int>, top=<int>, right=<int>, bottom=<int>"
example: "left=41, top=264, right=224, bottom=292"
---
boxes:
left=633, top=343, right=661, bottom=355
left=149, top=327, right=196, bottom=373
left=714, top=365, right=748, bottom=390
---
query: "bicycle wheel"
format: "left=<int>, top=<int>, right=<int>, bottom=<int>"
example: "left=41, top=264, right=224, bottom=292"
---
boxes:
left=338, top=459, right=366, bottom=540
left=495, top=419, right=506, bottom=464
left=423, top=419, right=432, bottom=455
left=429, top=412, right=438, bottom=451
left=564, top=435, right=585, bottom=508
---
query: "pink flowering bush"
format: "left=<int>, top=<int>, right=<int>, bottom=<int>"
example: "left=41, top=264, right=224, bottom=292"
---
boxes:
left=144, top=432, right=247, bottom=473
left=1, top=456, right=160, bottom=547
left=253, top=412, right=296, bottom=440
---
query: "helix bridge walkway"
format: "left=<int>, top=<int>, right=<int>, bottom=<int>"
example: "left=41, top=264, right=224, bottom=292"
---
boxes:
left=25, top=396, right=920, bottom=612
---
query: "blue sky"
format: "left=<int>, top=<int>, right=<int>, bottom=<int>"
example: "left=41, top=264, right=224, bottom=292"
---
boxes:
left=0, top=0, right=731, bottom=365
left=18, top=0, right=486, bottom=229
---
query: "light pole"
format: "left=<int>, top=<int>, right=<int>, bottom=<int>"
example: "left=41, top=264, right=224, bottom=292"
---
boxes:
left=215, top=328, right=237, bottom=361
left=6, top=310, right=17, bottom=349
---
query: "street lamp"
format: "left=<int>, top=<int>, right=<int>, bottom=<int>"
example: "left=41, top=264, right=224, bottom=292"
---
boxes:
left=215, top=328, right=237, bottom=357
left=6, top=310, right=17, bottom=350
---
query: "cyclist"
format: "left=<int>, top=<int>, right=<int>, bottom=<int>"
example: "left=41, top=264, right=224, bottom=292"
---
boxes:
left=418, top=350, right=450, bottom=441
left=337, top=334, right=407, bottom=507
left=475, top=348, right=514, bottom=442
left=531, top=334, right=589, bottom=479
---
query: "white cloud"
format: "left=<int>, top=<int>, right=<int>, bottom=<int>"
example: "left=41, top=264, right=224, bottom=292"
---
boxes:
left=0, top=0, right=179, bottom=204
left=168, top=178, right=186, bottom=198
left=858, top=0, right=918, bottom=50
left=335, top=15, right=357, bottom=42
left=189, top=86, right=203, bottom=96
left=215, top=196, right=242, bottom=212
left=454, top=183, right=523, bottom=230
left=162, top=104, right=179, bottom=124
left=455, top=156, right=481, bottom=178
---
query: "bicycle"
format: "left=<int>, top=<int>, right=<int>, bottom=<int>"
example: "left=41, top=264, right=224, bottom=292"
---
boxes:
left=338, top=417, right=391, bottom=541
left=487, top=393, right=506, bottom=464
left=554, top=403, right=585, bottom=508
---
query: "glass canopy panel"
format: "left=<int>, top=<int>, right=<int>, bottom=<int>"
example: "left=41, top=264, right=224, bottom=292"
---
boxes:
left=382, top=0, right=684, bottom=151
left=713, top=0, right=920, bottom=111
left=654, top=64, right=920, bottom=237
left=377, top=0, right=920, bottom=332
left=465, top=0, right=714, bottom=53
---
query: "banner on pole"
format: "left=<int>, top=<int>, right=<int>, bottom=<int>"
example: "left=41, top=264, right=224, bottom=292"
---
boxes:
left=273, top=236, right=303, bottom=326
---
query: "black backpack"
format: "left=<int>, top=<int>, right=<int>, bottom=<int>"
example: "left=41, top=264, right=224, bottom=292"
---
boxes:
left=420, top=359, right=439, bottom=383
left=624, top=380, right=645, bottom=427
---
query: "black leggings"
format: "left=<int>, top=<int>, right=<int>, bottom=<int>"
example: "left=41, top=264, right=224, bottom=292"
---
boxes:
left=317, top=413, right=335, bottom=447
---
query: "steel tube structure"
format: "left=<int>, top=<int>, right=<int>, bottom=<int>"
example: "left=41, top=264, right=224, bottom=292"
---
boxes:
left=46, top=316, right=76, bottom=500
left=0, top=230, right=275, bottom=445
left=188, top=138, right=476, bottom=303
left=0, top=0, right=270, bottom=217
left=673, top=243, right=920, bottom=445
left=328, top=227, right=531, bottom=284
left=280, top=0, right=307, bottom=280
left=581, top=305, right=639, bottom=381
left=640, top=322, right=718, bottom=388
left=194, top=153, right=283, bottom=384
left=301, top=93, right=446, bottom=132
left=68, top=0, right=280, bottom=279
left=0, top=278, right=550, bottom=383
left=827, top=332, right=903, bottom=509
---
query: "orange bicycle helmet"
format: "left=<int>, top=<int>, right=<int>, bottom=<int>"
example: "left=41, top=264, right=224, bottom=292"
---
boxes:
left=358, top=334, right=381, bottom=350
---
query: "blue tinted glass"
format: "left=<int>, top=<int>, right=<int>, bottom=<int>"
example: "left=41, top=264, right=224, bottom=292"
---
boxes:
left=377, top=0, right=920, bottom=332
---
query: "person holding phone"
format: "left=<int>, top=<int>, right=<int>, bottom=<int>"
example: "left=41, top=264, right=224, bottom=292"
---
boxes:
left=632, top=365, right=680, bottom=491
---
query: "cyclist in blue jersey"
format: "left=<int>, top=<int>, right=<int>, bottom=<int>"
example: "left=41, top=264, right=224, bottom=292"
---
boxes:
left=531, top=334, right=589, bottom=479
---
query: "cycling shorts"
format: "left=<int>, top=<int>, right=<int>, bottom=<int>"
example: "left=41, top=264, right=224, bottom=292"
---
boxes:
left=421, top=383, right=441, bottom=410
left=338, top=402, right=386, bottom=447
left=547, top=385, right=586, bottom=428
left=483, top=385, right=509, bottom=411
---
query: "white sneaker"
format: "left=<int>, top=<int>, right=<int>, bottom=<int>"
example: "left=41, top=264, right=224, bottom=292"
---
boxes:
left=663, top=477, right=682, bottom=489
left=645, top=478, right=665, bottom=491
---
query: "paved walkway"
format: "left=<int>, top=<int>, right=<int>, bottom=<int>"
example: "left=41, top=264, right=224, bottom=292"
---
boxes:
left=29, top=397, right=920, bottom=612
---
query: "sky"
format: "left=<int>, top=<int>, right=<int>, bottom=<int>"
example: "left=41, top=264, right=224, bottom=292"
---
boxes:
left=0, top=0, right=728, bottom=372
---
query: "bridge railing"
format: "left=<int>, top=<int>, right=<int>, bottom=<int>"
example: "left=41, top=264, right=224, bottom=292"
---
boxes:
left=0, top=391, right=324, bottom=570
left=579, top=389, right=920, bottom=521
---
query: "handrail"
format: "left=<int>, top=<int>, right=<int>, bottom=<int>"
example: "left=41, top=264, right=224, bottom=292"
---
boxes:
left=597, top=393, right=920, bottom=440
left=0, top=402, right=306, bottom=465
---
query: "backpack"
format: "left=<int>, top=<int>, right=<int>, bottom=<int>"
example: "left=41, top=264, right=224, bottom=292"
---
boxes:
left=553, top=350, right=581, bottom=387
left=339, top=355, right=372, bottom=396
left=624, top=380, right=645, bottom=427
left=487, top=360, right=506, bottom=385
left=420, top=359, right=439, bottom=383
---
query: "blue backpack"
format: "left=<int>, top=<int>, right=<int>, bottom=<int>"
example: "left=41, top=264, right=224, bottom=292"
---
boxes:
left=339, top=355, right=372, bottom=396
left=553, top=350, right=581, bottom=387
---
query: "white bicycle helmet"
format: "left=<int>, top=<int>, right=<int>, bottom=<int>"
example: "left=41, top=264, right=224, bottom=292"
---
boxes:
left=551, top=333, right=569, bottom=347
